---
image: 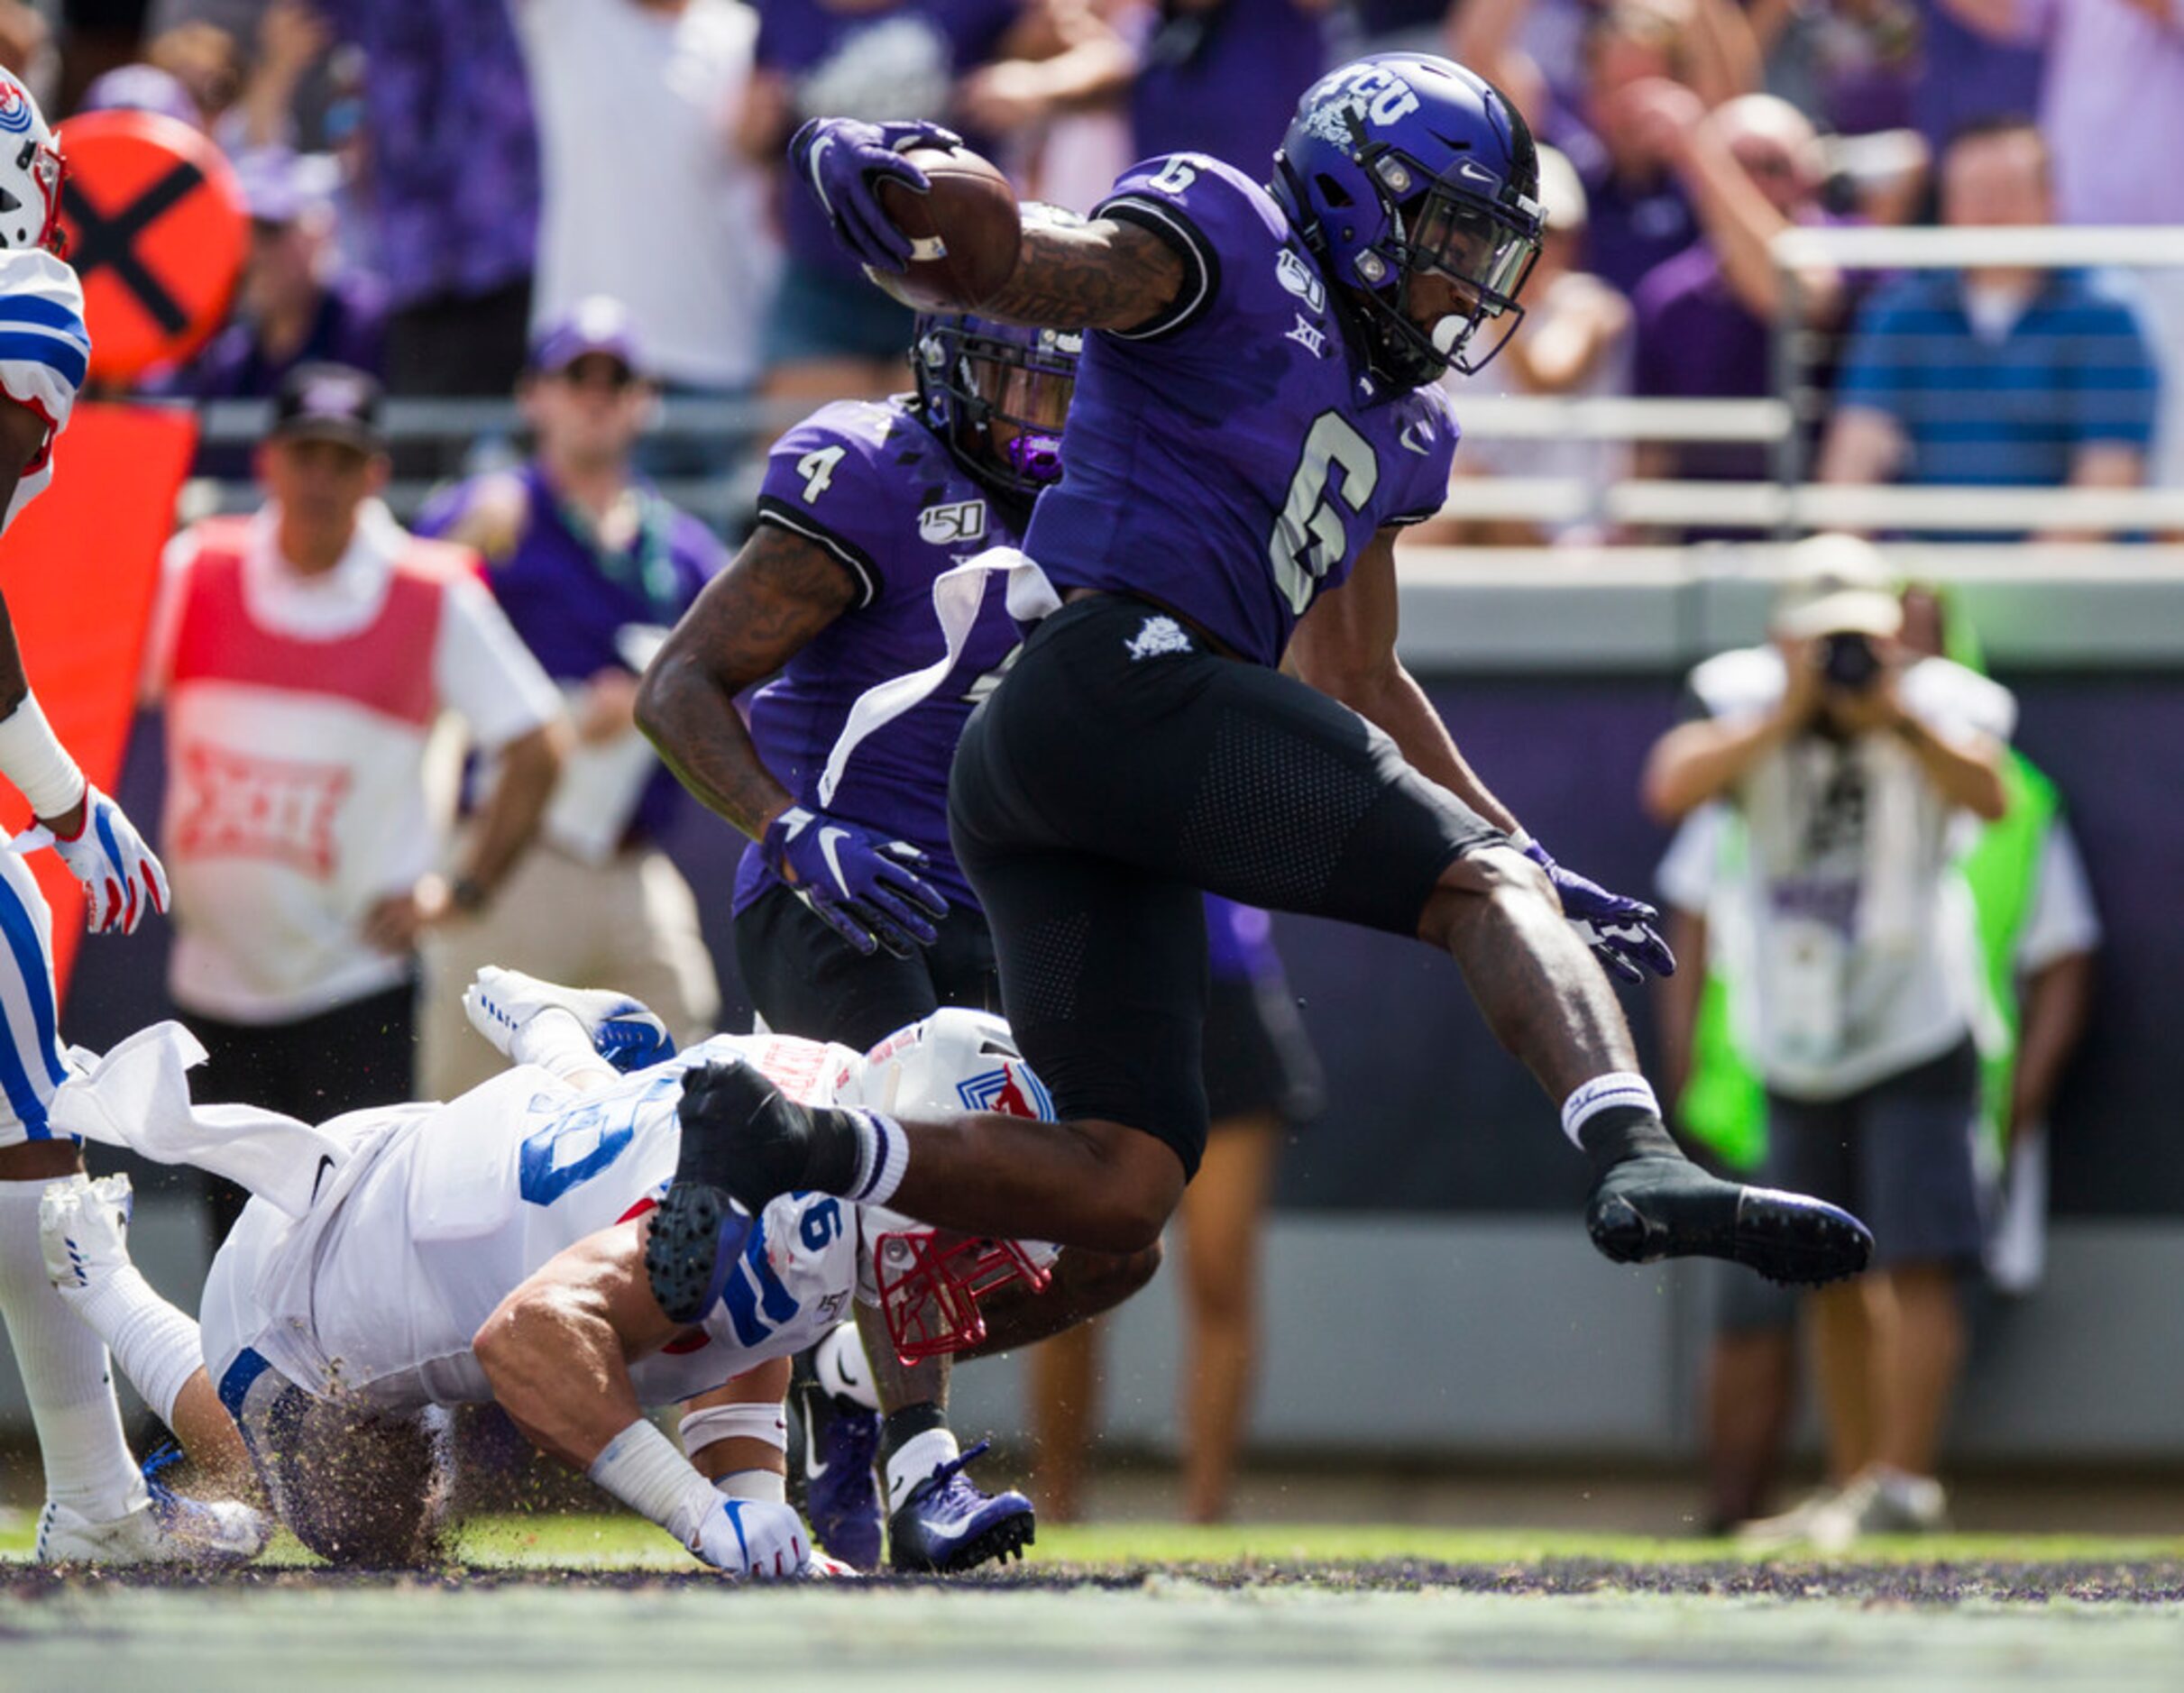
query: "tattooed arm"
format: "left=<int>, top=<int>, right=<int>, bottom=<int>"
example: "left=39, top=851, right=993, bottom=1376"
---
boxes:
left=634, top=523, right=859, bottom=839
left=961, top=214, right=1188, bottom=334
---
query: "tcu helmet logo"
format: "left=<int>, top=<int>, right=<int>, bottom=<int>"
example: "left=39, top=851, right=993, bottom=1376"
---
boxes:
left=957, top=1062, right=1054, bottom=1120
left=0, top=78, right=32, bottom=136
left=1300, top=64, right=1421, bottom=144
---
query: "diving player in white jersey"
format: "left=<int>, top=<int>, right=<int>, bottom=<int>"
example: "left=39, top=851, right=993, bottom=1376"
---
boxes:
left=40, top=969, right=1060, bottom=1574
left=0, top=69, right=249, bottom=1566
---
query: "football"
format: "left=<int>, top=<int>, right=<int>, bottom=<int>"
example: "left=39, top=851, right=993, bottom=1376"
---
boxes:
left=874, top=144, right=1022, bottom=310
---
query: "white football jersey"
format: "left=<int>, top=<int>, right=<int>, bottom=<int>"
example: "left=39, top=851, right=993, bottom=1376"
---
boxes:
left=202, top=1032, right=867, bottom=1413
left=0, top=249, right=87, bottom=533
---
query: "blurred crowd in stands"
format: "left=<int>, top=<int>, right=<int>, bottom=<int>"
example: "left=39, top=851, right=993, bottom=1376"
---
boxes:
left=0, top=0, right=2175, bottom=536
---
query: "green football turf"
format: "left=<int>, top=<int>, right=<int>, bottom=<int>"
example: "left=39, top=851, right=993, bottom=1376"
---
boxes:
left=10, top=1507, right=2183, bottom=1569
left=6, top=1514, right=2182, bottom=1692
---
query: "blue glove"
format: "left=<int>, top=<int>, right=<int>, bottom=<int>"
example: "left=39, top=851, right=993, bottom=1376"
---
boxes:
left=788, top=116, right=961, bottom=272
left=1519, top=838, right=1676, bottom=984
left=762, top=805, right=948, bottom=959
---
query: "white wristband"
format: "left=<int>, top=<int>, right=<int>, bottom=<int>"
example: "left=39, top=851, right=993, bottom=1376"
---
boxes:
left=587, top=1417, right=723, bottom=1550
left=0, top=691, right=85, bottom=821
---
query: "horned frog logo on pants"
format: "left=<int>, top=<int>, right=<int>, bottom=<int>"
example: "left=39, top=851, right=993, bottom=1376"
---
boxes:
left=1125, top=615, right=1194, bottom=662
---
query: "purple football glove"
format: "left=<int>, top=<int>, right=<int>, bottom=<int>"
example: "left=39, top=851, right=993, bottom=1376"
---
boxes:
left=788, top=116, right=962, bottom=272
left=762, top=805, right=948, bottom=959
left=1519, top=839, right=1676, bottom=984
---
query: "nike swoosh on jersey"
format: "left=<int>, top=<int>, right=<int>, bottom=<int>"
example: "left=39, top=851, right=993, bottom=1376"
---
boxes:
left=818, top=827, right=854, bottom=896
left=1399, top=424, right=1432, bottom=455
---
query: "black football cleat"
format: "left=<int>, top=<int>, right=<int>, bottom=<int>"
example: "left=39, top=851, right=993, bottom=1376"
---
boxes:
left=644, top=1059, right=818, bottom=1324
left=1585, top=1156, right=1873, bottom=1286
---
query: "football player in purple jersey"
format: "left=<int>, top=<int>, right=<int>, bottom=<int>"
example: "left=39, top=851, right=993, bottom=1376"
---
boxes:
left=637, top=291, right=1158, bottom=1572
left=646, top=55, right=1875, bottom=1433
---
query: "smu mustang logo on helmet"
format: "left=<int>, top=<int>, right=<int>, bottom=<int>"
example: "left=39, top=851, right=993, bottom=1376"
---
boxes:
left=957, top=1063, right=1054, bottom=1121
left=0, top=78, right=32, bottom=135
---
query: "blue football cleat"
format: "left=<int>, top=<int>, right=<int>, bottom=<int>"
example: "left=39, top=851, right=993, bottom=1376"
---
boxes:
left=887, top=1439, right=1034, bottom=1573
left=790, top=1342, right=884, bottom=1572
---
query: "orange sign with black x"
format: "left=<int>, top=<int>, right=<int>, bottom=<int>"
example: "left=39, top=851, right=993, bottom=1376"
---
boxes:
left=55, top=108, right=247, bottom=387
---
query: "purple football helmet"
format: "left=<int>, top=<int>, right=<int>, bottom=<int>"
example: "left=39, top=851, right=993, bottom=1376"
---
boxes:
left=913, top=310, right=1079, bottom=498
left=1271, top=54, right=1544, bottom=387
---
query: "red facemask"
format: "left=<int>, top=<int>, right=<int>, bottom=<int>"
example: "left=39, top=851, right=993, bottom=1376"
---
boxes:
left=868, top=1225, right=1052, bottom=1364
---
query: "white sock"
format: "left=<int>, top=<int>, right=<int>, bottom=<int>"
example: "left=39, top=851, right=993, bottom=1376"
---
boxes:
left=0, top=1179, right=140, bottom=1520
left=1558, top=1072, right=1662, bottom=1149
left=885, top=1426, right=959, bottom=1515
left=846, top=1110, right=908, bottom=1207
left=63, top=1263, right=203, bottom=1428
left=813, top=1320, right=880, bottom=1412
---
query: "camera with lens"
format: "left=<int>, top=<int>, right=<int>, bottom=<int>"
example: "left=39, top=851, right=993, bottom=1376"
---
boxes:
left=1820, top=630, right=1882, bottom=692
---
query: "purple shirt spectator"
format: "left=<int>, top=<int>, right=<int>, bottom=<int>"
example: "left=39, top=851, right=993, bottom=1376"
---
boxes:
left=2018, top=0, right=2184, bottom=226
left=1633, top=215, right=1864, bottom=488
left=1550, top=117, right=1700, bottom=299
left=415, top=463, right=724, bottom=846
left=1129, top=0, right=1332, bottom=178
left=184, top=273, right=387, bottom=399
left=1632, top=243, right=1772, bottom=482
left=317, top=0, right=539, bottom=309
left=757, top=0, right=1020, bottom=280
left=1911, top=0, right=2043, bottom=157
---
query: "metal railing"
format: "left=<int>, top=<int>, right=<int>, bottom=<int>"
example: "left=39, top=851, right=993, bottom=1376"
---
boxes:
left=144, top=221, right=2184, bottom=542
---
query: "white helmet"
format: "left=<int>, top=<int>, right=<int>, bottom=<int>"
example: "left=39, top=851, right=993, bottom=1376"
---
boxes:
left=848, top=1005, right=1056, bottom=1121
left=0, top=72, right=64, bottom=254
left=844, top=1009, right=1060, bottom=1363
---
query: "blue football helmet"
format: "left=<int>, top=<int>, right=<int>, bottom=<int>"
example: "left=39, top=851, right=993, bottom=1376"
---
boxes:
left=1271, top=54, right=1544, bottom=388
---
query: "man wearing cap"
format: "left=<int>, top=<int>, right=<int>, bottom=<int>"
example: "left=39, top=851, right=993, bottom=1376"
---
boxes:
left=1640, top=534, right=2013, bottom=1548
left=410, top=298, right=725, bottom=1100
left=172, top=148, right=387, bottom=405
left=143, top=361, right=567, bottom=1238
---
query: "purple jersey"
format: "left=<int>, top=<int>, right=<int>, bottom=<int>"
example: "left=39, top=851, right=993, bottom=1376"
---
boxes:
left=737, top=397, right=1026, bottom=913
left=416, top=465, right=724, bottom=846
left=1023, top=155, right=1458, bottom=668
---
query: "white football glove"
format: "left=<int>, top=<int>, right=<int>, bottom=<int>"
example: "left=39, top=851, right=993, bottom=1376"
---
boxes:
left=463, top=965, right=675, bottom=1073
left=38, top=1172, right=133, bottom=1301
left=690, top=1496, right=812, bottom=1579
left=12, top=786, right=170, bottom=936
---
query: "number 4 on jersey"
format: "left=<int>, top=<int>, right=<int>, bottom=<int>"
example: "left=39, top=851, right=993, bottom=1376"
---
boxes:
left=796, top=444, right=846, bottom=504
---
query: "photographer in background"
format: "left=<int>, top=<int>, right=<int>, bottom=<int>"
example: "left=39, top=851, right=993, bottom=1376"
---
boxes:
left=1641, top=535, right=2012, bottom=1549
